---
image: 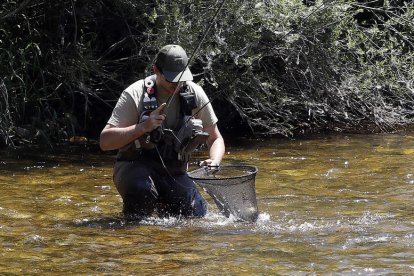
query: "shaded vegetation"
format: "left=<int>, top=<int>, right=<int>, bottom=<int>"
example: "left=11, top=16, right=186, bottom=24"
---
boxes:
left=0, top=0, right=413, bottom=148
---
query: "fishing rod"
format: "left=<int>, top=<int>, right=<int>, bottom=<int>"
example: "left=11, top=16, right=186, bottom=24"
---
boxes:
left=153, top=0, right=227, bottom=181
left=149, top=0, right=227, bottom=143
left=165, top=0, right=227, bottom=109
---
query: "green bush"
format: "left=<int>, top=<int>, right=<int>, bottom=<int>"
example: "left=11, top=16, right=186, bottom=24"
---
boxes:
left=0, top=0, right=153, bottom=146
left=0, top=0, right=413, bottom=147
left=140, top=0, right=414, bottom=136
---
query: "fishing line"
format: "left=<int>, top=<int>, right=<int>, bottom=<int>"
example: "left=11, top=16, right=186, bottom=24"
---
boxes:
left=154, top=0, right=228, bottom=187
left=165, top=0, right=227, bottom=109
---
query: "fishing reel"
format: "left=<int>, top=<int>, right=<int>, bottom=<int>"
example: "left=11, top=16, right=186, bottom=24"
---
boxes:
left=175, top=116, right=209, bottom=161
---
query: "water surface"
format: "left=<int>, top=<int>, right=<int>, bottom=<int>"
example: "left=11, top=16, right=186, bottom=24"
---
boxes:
left=0, top=133, right=413, bottom=274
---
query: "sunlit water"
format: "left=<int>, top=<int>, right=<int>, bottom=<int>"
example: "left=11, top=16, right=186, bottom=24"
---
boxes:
left=0, top=133, right=413, bottom=275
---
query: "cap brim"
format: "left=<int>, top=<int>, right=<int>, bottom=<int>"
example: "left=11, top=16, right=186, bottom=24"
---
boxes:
left=163, top=67, right=193, bottom=82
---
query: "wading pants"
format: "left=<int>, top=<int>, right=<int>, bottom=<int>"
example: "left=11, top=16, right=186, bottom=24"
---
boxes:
left=113, top=159, right=207, bottom=219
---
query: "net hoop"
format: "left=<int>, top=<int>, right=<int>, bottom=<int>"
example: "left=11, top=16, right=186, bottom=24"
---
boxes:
left=188, top=165, right=258, bottom=183
left=188, top=165, right=259, bottom=222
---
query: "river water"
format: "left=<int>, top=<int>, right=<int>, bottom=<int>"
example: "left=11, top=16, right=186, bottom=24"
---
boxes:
left=0, top=133, right=413, bottom=275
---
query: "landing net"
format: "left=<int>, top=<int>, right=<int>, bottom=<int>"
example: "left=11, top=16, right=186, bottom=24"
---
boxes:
left=188, top=165, right=258, bottom=222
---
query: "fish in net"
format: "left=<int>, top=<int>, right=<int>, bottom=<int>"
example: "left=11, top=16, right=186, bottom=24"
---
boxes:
left=188, top=165, right=258, bottom=222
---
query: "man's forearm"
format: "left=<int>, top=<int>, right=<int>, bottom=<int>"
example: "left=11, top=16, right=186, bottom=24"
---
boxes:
left=209, top=136, right=225, bottom=165
left=100, top=105, right=166, bottom=151
left=99, top=123, right=148, bottom=151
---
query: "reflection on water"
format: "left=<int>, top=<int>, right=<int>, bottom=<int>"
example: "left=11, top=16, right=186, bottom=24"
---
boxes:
left=0, top=133, right=413, bottom=274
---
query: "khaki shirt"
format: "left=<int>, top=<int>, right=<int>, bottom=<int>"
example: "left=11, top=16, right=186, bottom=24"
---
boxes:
left=107, top=75, right=218, bottom=152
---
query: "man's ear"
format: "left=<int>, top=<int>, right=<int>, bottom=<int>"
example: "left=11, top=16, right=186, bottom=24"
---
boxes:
left=153, top=65, right=161, bottom=75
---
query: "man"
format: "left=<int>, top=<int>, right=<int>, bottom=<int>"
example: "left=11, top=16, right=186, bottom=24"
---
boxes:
left=100, top=44, right=225, bottom=219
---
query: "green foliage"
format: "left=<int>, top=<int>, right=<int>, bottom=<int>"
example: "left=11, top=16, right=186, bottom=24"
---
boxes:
left=0, top=0, right=155, bottom=146
left=331, top=1, right=414, bottom=130
left=0, top=0, right=413, bottom=147
left=146, top=0, right=414, bottom=136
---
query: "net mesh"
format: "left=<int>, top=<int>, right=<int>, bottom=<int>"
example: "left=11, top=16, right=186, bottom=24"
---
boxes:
left=188, top=165, right=258, bottom=222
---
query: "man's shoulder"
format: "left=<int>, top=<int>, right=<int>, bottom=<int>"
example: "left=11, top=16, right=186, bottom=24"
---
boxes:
left=186, top=81, right=205, bottom=94
left=125, top=79, right=145, bottom=94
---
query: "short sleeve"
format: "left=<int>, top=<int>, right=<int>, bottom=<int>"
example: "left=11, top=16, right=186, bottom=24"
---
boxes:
left=107, top=91, right=139, bottom=127
left=190, top=82, right=218, bottom=127
left=106, top=80, right=145, bottom=127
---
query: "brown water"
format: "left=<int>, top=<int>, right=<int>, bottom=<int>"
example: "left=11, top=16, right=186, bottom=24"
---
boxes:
left=0, top=133, right=413, bottom=275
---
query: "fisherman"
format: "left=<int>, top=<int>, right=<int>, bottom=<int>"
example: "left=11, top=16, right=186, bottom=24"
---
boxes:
left=100, top=44, right=225, bottom=219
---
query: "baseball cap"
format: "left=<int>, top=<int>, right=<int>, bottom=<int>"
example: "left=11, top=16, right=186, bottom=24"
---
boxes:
left=155, top=45, right=193, bottom=82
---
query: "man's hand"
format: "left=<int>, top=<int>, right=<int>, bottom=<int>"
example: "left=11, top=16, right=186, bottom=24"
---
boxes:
left=199, top=158, right=220, bottom=167
left=143, top=103, right=166, bottom=132
left=199, top=159, right=220, bottom=175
